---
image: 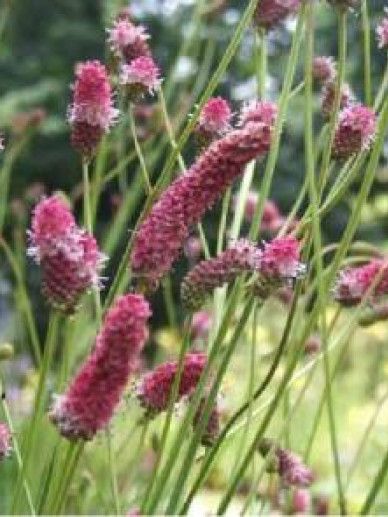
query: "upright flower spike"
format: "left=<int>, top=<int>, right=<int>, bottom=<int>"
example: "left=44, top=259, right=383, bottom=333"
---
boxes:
left=107, top=15, right=151, bottom=64
left=312, top=56, right=336, bottom=84
left=332, top=105, right=377, bottom=160
left=334, top=260, right=388, bottom=306
left=194, top=97, right=232, bottom=149
left=258, top=438, right=314, bottom=488
left=136, top=352, right=207, bottom=417
left=120, top=56, right=161, bottom=100
left=254, top=0, right=301, bottom=31
left=376, top=12, right=388, bottom=50
left=321, top=80, right=353, bottom=119
left=181, top=240, right=262, bottom=311
left=28, top=195, right=105, bottom=313
left=50, top=294, right=151, bottom=440
left=68, top=60, right=118, bottom=158
left=131, top=119, right=273, bottom=291
left=0, top=423, right=12, bottom=460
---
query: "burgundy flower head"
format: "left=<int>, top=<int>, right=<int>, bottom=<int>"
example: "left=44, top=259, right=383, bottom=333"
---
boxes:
left=28, top=195, right=105, bottom=313
left=68, top=60, right=118, bottom=158
left=50, top=294, right=151, bottom=440
left=376, top=13, right=388, bottom=49
left=254, top=0, right=301, bottom=30
left=131, top=120, right=273, bottom=291
left=0, top=423, right=12, bottom=460
left=334, top=260, right=388, bottom=306
left=194, top=97, right=232, bottom=148
left=136, top=352, right=207, bottom=416
left=332, top=104, right=376, bottom=160
left=181, top=239, right=262, bottom=311
left=313, top=56, right=336, bottom=84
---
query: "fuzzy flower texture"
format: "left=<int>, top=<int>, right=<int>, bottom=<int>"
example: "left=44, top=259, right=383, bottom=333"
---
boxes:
left=68, top=60, right=118, bottom=158
left=50, top=294, right=151, bottom=440
left=0, top=423, right=12, bottom=460
left=376, top=12, right=388, bottom=49
left=28, top=195, right=105, bottom=313
left=131, top=104, right=275, bottom=291
left=194, top=97, right=232, bottom=149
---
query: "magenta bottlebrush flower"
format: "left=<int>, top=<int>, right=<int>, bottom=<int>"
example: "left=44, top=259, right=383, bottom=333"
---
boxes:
left=332, top=104, right=377, bottom=160
left=107, top=17, right=150, bottom=59
left=0, top=423, right=12, bottom=460
left=120, top=56, right=161, bottom=99
left=28, top=195, right=105, bottom=313
left=259, top=236, right=305, bottom=282
left=258, top=439, right=314, bottom=488
left=334, top=260, right=388, bottom=306
left=131, top=121, right=273, bottom=291
left=321, top=80, right=353, bottom=119
left=68, top=60, right=118, bottom=158
left=292, top=488, right=311, bottom=514
left=191, top=310, right=213, bottom=342
left=239, top=101, right=278, bottom=128
left=136, top=352, right=207, bottom=416
left=181, top=240, right=262, bottom=311
left=192, top=397, right=220, bottom=447
left=194, top=97, right=232, bottom=148
left=376, top=13, right=388, bottom=49
left=50, top=294, right=151, bottom=440
left=254, top=0, right=301, bottom=30
left=312, top=56, right=336, bottom=84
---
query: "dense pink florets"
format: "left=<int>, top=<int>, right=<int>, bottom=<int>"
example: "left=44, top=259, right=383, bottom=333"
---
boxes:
left=120, top=56, right=161, bottom=98
left=0, top=423, right=12, bottom=460
left=313, top=56, right=336, bottom=84
left=259, top=236, right=304, bottom=281
left=107, top=18, right=150, bottom=58
left=376, top=13, right=388, bottom=49
left=50, top=294, right=151, bottom=440
left=254, top=0, right=301, bottom=30
left=131, top=120, right=273, bottom=291
left=28, top=195, right=105, bottom=313
left=334, top=260, right=388, bottom=306
left=181, top=240, right=262, bottom=311
left=332, top=104, right=377, bottom=160
left=68, top=60, right=118, bottom=157
left=136, top=352, right=207, bottom=416
left=239, top=101, right=278, bottom=128
left=198, top=97, right=232, bottom=135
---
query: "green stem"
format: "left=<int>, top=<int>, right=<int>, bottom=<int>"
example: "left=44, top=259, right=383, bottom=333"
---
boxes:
left=128, top=103, right=152, bottom=195
left=361, top=0, right=371, bottom=106
left=107, top=428, right=120, bottom=514
left=360, top=445, right=388, bottom=515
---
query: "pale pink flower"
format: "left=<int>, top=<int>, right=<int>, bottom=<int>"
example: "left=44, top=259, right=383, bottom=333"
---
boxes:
left=376, top=13, right=388, bottom=49
left=120, top=56, right=161, bottom=98
left=239, top=100, right=278, bottom=128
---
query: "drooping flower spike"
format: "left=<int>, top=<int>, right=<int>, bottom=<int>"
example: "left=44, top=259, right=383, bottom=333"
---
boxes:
left=254, top=0, right=301, bottom=31
left=181, top=240, right=262, bottom=311
left=131, top=115, right=274, bottom=291
left=332, top=104, right=377, bottom=160
left=136, top=352, right=207, bottom=417
left=28, top=195, right=105, bottom=313
left=334, top=260, right=388, bottom=306
left=68, top=60, right=118, bottom=158
left=50, top=294, right=151, bottom=440
left=194, top=97, right=232, bottom=149
left=258, top=438, right=314, bottom=488
left=0, top=423, right=12, bottom=460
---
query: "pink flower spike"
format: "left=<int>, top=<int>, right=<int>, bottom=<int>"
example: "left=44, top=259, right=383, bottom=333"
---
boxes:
left=376, top=13, right=388, bottom=49
left=259, top=236, right=305, bottom=281
left=197, top=97, right=232, bottom=135
left=120, top=56, right=161, bottom=98
left=254, top=0, right=301, bottom=30
left=0, top=423, right=12, bottom=460
left=50, top=294, right=151, bottom=440
left=107, top=18, right=149, bottom=57
left=136, top=352, right=207, bottom=416
left=68, top=60, right=118, bottom=157
left=131, top=119, right=273, bottom=291
left=313, top=56, right=336, bottom=84
left=238, top=100, right=278, bottom=128
left=332, top=104, right=377, bottom=160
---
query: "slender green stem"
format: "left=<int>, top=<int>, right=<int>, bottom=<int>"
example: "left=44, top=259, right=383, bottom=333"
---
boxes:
left=216, top=188, right=231, bottom=255
left=360, top=445, right=388, bottom=515
left=255, top=29, right=267, bottom=99
left=374, top=62, right=388, bottom=110
left=82, top=160, right=93, bottom=233
left=128, top=104, right=152, bottom=195
left=107, top=428, right=120, bottom=514
left=361, top=0, right=371, bottom=106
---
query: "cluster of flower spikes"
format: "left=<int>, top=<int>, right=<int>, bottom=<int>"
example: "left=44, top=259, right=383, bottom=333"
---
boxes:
left=107, top=11, right=160, bottom=100
left=194, top=97, right=232, bottom=150
left=333, top=259, right=388, bottom=307
left=28, top=195, right=105, bottom=314
left=253, top=0, right=301, bottom=31
left=376, top=11, right=388, bottom=49
left=50, top=294, right=151, bottom=440
left=181, top=239, right=262, bottom=311
left=136, top=352, right=207, bottom=417
left=258, top=438, right=314, bottom=488
left=68, top=60, right=118, bottom=158
left=332, top=103, right=377, bottom=160
left=0, top=423, right=12, bottom=460
left=131, top=103, right=275, bottom=292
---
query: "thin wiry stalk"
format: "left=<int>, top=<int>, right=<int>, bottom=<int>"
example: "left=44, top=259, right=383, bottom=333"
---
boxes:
left=361, top=0, right=372, bottom=106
